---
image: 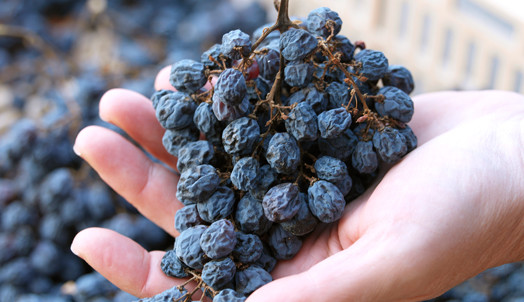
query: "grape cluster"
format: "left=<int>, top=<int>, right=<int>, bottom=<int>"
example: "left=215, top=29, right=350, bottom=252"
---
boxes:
left=144, top=4, right=417, bottom=301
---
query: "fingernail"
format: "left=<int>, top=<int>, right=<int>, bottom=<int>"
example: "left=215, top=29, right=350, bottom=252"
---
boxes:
left=73, top=143, right=82, bottom=157
left=70, top=242, right=79, bottom=256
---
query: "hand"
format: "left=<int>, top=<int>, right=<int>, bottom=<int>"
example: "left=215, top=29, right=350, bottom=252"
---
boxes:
left=71, top=65, right=524, bottom=301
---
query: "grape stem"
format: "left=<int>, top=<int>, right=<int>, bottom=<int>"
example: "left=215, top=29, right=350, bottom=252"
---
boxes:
left=317, top=38, right=369, bottom=111
left=251, top=0, right=296, bottom=51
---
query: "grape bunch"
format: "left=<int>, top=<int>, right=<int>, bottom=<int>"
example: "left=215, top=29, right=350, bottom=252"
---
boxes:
left=141, top=2, right=416, bottom=301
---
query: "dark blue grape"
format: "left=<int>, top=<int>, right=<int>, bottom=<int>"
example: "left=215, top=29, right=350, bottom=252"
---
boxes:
left=193, top=102, right=223, bottom=145
left=347, top=68, right=373, bottom=97
left=162, top=125, right=200, bottom=157
left=333, top=35, right=355, bottom=63
left=12, top=227, right=36, bottom=258
left=351, top=140, right=379, bottom=174
left=169, top=59, right=207, bottom=94
left=326, top=81, right=350, bottom=109
left=233, top=232, right=263, bottom=263
left=268, top=224, right=302, bottom=260
left=284, top=61, right=314, bottom=88
left=0, top=258, right=34, bottom=286
left=265, top=133, right=300, bottom=175
left=250, top=76, right=271, bottom=102
left=176, top=140, right=214, bottom=173
left=222, top=117, right=260, bottom=155
left=375, top=86, right=414, bottom=123
left=255, top=244, right=277, bottom=273
left=202, top=257, right=236, bottom=290
left=29, top=240, right=61, bottom=276
left=222, top=29, right=252, bottom=60
left=197, top=186, right=235, bottom=223
left=372, top=127, right=408, bottom=164
left=0, top=119, right=37, bottom=169
left=74, top=272, right=118, bottom=299
left=137, top=285, right=187, bottom=302
left=354, top=49, right=389, bottom=81
left=279, top=28, right=317, bottom=61
left=213, top=68, right=247, bottom=106
left=235, top=193, right=272, bottom=236
left=213, top=288, right=246, bottom=302
left=382, top=65, right=415, bottom=95
left=161, top=249, right=188, bottom=278
left=317, top=107, right=352, bottom=139
left=307, top=7, right=342, bottom=38
left=40, top=214, right=66, bottom=245
left=284, top=101, right=318, bottom=142
left=400, top=125, right=417, bottom=152
left=314, top=156, right=352, bottom=196
left=252, top=23, right=280, bottom=44
left=82, top=183, right=116, bottom=221
left=249, top=164, right=277, bottom=200
left=174, top=204, right=203, bottom=233
left=176, top=164, right=220, bottom=205
left=308, top=180, right=345, bottom=223
left=150, top=89, right=174, bottom=110
left=262, top=182, right=300, bottom=222
left=0, top=284, right=18, bottom=301
left=256, top=47, right=280, bottom=81
left=155, top=91, right=196, bottom=130
left=201, top=43, right=229, bottom=69
left=200, top=219, right=236, bottom=259
left=280, top=193, right=318, bottom=236
left=235, top=265, right=272, bottom=296
left=39, top=168, right=74, bottom=214
left=285, top=85, right=327, bottom=114
left=231, top=157, right=260, bottom=191
left=2, top=201, right=38, bottom=231
left=353, top=122, right=376, bottom=140
left=318, top=128, right=358, bottom=161
left=315, top=62, right=345, bottom=83
left=175, top=225, right=207, bottom=270
left=133, top=216, right=170, bottom=251
left=61, top=192, right=88, bottom=227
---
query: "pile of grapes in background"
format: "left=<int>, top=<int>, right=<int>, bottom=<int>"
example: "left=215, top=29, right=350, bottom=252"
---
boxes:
left=1, top=1, right=523, bottom=302
left=0, top=0, right=266, bottom=301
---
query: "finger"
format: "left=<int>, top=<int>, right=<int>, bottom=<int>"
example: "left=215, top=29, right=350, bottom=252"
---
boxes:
left=155, top=65, right=176, bottom=91
left=71, top=228, right=178, bottom=298
left=99, top=88, right=177, bottom=170
left=411, top=90, right=524, bottom=145
left=74, top=126, right=181, bottom=236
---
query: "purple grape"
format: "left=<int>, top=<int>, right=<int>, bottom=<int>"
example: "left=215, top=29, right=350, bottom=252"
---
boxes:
left=308, top=180, right=345, bottom=223
left=202, top=257, right=236, bottom=290
left=262, top=183, right=300, bottom=223
left=200, top=219, right=236, bottom=259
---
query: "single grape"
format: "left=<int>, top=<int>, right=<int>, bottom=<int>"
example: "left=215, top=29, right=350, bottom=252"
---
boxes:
left=308, top=180, right=345, bottom=223
left=262, top=183, right=301, bottom=223
left=200, top=219, right=237, bottom=259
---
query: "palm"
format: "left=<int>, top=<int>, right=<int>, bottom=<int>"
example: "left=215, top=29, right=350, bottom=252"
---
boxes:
left=72, top=67, right=524, bottom=301
left=254, top=90, right=524, bottom=301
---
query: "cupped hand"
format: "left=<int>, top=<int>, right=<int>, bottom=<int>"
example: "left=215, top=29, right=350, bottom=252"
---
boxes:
left=71, top=65, right=524, bottom=300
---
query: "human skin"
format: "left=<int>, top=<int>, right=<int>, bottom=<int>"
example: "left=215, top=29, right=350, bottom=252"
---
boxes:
left=71, top=66, right=524, bottom=301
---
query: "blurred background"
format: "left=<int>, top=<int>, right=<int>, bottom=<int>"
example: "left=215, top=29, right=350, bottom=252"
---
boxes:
left=0, top=0, right=522, bottom=301
left=287, top=0, right=524, bottom=95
